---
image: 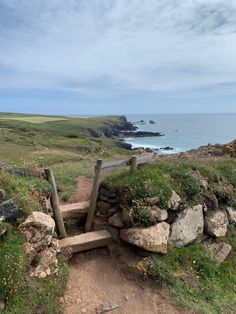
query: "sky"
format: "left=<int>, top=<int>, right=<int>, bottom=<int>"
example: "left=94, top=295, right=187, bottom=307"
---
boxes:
left=0, top=0, right=236, bottom=115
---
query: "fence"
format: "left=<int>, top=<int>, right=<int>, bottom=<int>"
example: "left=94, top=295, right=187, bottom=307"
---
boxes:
left=85, top=154, right=158, bottom=232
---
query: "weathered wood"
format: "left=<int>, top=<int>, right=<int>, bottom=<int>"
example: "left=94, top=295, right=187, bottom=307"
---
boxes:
left=102, top=159, right=130, bottom=171
left=85, top=159, right=103, bottom=232
left=44, top=168, right=67, bottom=238
left=130, top=156, right=138, bottom=173
left=60, top=201, right=89, bottom=220
left=59, top=230, right=112, bottom=253
left=0, top=163, right=42, bottom=177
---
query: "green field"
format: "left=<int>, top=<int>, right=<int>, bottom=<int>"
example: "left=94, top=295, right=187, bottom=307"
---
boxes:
left=0, top=112, right=129, bottom=200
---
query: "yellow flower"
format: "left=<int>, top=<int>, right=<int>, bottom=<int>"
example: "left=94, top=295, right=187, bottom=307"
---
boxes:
left=192, top=260, right=196, bottom=264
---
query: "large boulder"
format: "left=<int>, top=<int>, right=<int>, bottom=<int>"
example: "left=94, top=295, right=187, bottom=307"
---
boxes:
left=205, top=210, right=228, bottom=237
left=226, top=207, right=236, bottom=224
left=0, top=198, right=21, bottom=222
left=168, top=191, right=181, bottom=210
left=168, top=205, right=204, bottom=247
left=120, top=222, right=170, bottom=254
left=19, top=212, right=55, bottom=250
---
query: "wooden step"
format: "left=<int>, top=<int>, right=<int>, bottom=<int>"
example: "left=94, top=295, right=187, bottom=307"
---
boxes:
left=59, top=230, right=112, bottom=254
left=60, top=201, right=89, bottom=220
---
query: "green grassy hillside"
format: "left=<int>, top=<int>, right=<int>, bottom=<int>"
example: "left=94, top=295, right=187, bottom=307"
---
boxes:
left=0, top=113, right=130, bottom=200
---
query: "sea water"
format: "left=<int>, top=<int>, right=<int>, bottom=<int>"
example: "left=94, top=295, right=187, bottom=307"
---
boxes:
left=125, top=113, right=236, bottom=154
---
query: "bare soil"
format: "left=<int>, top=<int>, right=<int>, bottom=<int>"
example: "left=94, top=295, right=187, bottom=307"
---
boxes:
left=62, top=249, right=193, bottom=314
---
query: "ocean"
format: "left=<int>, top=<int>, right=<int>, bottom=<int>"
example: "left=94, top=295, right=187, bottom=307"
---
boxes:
left=125, top=113, right=236, bottom=154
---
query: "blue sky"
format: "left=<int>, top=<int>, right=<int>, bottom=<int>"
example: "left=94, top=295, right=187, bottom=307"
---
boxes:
left=0, top=0, right=236, bottom=115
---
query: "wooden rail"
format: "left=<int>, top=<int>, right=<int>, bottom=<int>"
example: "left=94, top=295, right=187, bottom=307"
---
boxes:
left=85, top=153, right=158, bottom=232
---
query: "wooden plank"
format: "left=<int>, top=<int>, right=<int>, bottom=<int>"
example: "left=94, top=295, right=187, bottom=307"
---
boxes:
left=0, top=163, right=42, bottom=177
left=101, top=159, right=130, bottom=171
left=85, top=159, right=103, bottom=232
left=44, top=168, right=67, bottom=239
left=60, top=201, right=89, bottom=220
left=59, top=230, right=112, bottom=253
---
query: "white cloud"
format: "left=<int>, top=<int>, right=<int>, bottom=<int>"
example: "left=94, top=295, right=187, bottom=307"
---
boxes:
left=0, top=0, right=236, bottom=95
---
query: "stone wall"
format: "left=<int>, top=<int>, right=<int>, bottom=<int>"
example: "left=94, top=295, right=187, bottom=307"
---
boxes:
left=96, top=182, right=236, bottom=262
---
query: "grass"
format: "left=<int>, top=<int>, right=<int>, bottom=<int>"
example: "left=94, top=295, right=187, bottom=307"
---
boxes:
left=147, top=226, right=236, bottom=314
left=0, top=228, right=68, bottom=314
left=104, top=158, right=236, bottom=207
left=0, top=170, right=51, bottom=216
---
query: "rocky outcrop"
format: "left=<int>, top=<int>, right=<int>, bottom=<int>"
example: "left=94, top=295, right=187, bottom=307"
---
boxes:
left=168, top=191, right=181, bottom=211
left=169, top=205, right=204, bottom=247
left=120, top=131, right=164, bottom=138
left=205, top=210, right=229, bottom=237
left=120, top=222, right=170, bottom=254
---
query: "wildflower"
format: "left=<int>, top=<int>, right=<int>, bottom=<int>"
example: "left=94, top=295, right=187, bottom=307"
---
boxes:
left=192, top=260, right=196, bottom=264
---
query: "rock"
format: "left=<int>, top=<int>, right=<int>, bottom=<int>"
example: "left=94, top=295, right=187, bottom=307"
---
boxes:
left=145, top=147, right=154, bottom=153
left=29, top=247, right=58, bottom=278
left=205, top=210, right=229, bottom=237
left=150, top=206, right=168, bottom=221
left=175, top=271, right=198, bottom=288
left=169, top=205, right=204, bottom=247
left=203, top=241, right=231, bottom=263
left=19, top=212, right=55, bottom=250
left=145, top=196, right=159, bottom=205
left=160, top=146, right=174, bottom=151
left=108, top=213, right=124, bottom=228
left=0, top=198, right=22, bottom=222
left=120, top=222, right=170, bottom=254
left=200, top=179, right=208, bottom=191
left=168, top=191, right=181, bottom=211
left=0, top=189, right=6, bottom=201
left=0, top=226, right=7, bottom=237
left=96, top=301, right=119, bottom=313
left=226, top=207, right=236, bottom=224
left=97, top=201, right=111, bottom=215
left=122, top=208, right=134, bottom=226
left=149, top=120, right=156, bottom=125
left=0, top=298, right=6, bottom=312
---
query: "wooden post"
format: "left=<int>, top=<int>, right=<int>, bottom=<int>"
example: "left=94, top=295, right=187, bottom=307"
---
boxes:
left=44, top=168, right=67, bottom=239
left=130, top=156, right=138, bottom=173
left=85, top=159, right=103, bottom=232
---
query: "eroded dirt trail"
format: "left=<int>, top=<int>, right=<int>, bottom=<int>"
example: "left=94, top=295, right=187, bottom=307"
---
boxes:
left=62, top=249, right=193, bottom=314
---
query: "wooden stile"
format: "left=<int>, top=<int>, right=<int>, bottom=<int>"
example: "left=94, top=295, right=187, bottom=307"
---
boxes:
left=44, top=168, right=67, bottom=239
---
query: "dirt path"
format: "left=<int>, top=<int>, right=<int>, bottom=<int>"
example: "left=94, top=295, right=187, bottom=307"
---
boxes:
left=62, top=248, right=193, bottom=314
left=68, top=176, right=93, bottom=203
